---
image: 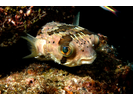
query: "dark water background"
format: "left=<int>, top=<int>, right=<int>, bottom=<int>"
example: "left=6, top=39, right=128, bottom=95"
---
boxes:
left=77, top=6, right=133, bottom=63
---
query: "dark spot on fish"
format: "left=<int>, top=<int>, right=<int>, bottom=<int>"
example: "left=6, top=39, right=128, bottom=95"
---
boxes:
left=47, top=31, right=54, bottom=35
left=82, top=50, right=84, bottom=52
left=48, top=41, right=50, bottom=43
left=80, top=29, right=94, bottom=35
left=47, top=25, right=76, bottom=35
left=53, top=41, right=55, bottom=44
left=54, top=29, right=61, bottom=33
left=76, top=40, right=79, bottom=43
left=59, top=35, right=72, bottom=46
left=74, top=32, right=80, bottom=37
left=87, top=46, right=89, bottom=48
left=60, top=57, right=67, bottom=64
left=58, top=25, right=75, bottom=30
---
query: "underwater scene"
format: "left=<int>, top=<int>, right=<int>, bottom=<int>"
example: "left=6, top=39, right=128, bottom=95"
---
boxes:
left=0, top=6, right=133, bottom=94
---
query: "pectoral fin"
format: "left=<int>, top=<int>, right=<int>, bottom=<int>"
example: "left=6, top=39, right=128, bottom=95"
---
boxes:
left=21, top=33, right=38, bottom=59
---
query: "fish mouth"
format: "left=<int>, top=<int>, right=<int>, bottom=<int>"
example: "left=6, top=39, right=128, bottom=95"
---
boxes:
left=79, top=54, right=96, bottom=65
left=63, top=54, right=97, bottom=67
left=80, top=59, right=94, bottom=64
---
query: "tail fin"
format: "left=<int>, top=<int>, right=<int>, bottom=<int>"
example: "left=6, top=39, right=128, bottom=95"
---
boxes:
left=21, top=34, right=38, bottom=59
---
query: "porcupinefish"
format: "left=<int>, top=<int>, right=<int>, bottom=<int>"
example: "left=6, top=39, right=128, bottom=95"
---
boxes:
left=22, top=21, right=100, bottom=67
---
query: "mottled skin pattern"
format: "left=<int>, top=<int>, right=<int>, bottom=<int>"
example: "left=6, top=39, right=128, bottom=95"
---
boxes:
left=34, top=22, right=99, bottom=67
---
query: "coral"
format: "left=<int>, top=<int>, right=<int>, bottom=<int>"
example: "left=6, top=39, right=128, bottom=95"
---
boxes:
left=0, top=6, right=76, bottom=47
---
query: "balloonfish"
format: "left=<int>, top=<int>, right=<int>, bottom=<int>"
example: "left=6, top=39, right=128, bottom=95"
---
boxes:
left=22, top=22, right=100, bottom=67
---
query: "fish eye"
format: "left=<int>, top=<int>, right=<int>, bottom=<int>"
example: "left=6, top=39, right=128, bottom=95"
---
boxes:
left=59, top=45, right=73, bottom=57
left=63, top=46, right=69, bottom=53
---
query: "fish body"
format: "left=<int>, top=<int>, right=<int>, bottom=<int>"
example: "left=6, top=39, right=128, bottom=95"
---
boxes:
left=22, top=22, right=100, bottom=67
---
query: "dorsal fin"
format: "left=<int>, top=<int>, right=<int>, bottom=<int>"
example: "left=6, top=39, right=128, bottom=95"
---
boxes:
left=73, top=11, right=80, bottom=26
